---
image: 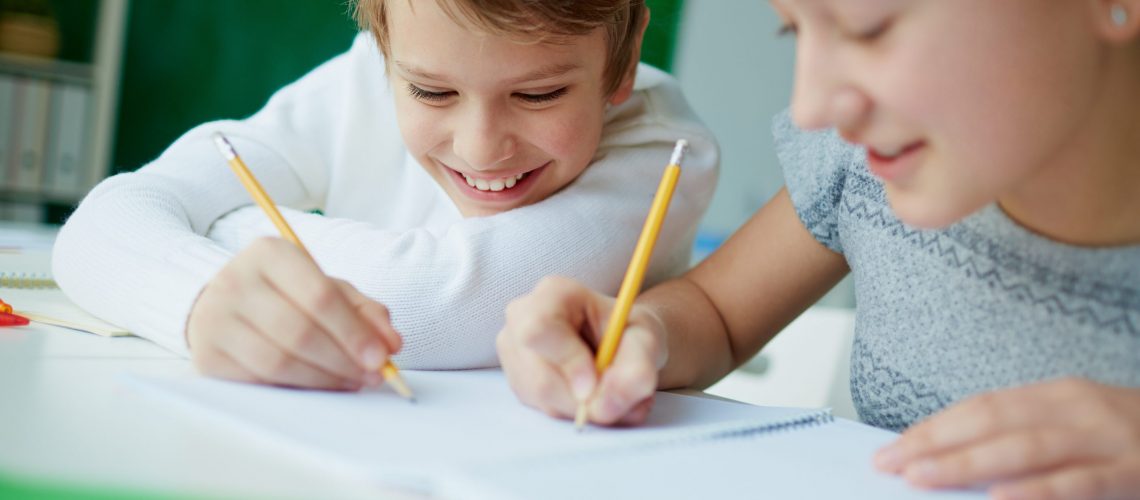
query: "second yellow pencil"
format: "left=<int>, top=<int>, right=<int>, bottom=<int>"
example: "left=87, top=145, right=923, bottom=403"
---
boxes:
left=575, top=139, right=687, bottom=429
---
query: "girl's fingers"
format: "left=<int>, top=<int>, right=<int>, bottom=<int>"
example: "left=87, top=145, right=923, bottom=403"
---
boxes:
left=989, top=459, right=1140, bottom=500
left=902, top=426, right=1104, bottom=488
left=589, top=328, right=659, bottom=425
left=504, top=280, right=602, bottom=403
left=498, top=335, right=579, bottom=418
left=879, top=382, right=1072, bottom=471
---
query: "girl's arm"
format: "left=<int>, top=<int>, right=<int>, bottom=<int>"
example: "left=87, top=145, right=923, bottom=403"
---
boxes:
left=653, top=186, right=849, bottom=389
left=497, top=187, right=848, bottom=425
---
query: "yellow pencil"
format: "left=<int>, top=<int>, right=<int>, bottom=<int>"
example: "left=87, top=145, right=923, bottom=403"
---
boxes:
left=575, top=139, right=687, bottom=430
left=211, top=132, right=415, bottom=402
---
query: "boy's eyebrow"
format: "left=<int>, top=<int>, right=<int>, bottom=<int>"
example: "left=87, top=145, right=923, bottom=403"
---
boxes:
left=394, top=61, right=581, bottom=85
left=504, top=63, right=582, bottom=85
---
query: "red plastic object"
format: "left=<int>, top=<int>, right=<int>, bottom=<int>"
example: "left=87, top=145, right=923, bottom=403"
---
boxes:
left=0, top=312, right=29, bottom=326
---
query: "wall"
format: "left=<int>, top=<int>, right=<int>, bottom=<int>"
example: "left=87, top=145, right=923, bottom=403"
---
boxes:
left=111, top=0, right=685, bottom=174
left=673, top=1, right=854, bottom=307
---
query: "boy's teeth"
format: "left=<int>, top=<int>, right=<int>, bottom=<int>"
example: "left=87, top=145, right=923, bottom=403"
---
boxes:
left=462, top=172, right=527, bottom=192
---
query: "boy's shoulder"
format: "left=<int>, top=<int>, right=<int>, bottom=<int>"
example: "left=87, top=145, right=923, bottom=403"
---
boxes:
left=601, top=63, right=716, bottom=151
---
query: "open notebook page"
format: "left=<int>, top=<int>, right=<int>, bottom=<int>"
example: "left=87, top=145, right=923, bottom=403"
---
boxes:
left=0, top=251, right=130, bottom=337
left=453, top=418, right=987, bottom=500
left=124, top=369, right=827, bottom=492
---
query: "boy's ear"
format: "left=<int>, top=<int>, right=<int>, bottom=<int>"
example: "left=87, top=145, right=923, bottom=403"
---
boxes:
left=607, top=9, right=652, bottom=107
left=1094, top=0, right=1140, bottom=43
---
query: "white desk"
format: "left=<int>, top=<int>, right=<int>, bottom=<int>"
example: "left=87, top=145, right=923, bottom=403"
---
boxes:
left=0, top=307, right=857, bottom=498
left=0, top=323, right=422, bottom=499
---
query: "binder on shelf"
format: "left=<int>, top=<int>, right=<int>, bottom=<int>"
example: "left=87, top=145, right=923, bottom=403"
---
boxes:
left=0, top=74, right=13, bottom=184
left=45, top=83, right=91, bottom=196
left=10, top=78, right=51, bottom=193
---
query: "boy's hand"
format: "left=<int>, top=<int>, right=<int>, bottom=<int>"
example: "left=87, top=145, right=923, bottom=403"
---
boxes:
left=874, top=378, right=1140, bottom=500
left=496, top=276, right=666, bottom=426
left=187, top=237, right=402, bottom=390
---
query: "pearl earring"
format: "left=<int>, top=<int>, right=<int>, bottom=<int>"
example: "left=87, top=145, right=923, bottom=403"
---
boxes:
left=1111, top=4, right=1128, bottom=27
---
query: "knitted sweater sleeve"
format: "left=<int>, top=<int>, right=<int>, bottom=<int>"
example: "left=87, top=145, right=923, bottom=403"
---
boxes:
left=52, top=35, right=369, bottom=356
left=53, top=33, right=719, bottom=367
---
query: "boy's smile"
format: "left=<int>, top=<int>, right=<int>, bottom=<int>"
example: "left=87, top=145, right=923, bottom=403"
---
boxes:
left=386, top=0, right=638, bottom=218
left=439, top=159, right=547, bottom=207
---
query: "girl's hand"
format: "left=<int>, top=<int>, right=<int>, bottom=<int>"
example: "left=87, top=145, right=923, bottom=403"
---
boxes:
left=875, top=378, right=1140, bottom=499
left=187, top=237, right=402, bottom=390
left=496, top=276, right=667, bottom=426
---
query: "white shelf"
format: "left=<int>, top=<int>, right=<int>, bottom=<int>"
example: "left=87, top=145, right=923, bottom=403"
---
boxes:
left=0, top=52, right=94, bottom=84
left=0, top=0, right=128, bottom=216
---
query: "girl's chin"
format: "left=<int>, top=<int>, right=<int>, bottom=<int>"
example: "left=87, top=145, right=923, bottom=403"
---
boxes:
left=884, top=187, right=981, bottom=230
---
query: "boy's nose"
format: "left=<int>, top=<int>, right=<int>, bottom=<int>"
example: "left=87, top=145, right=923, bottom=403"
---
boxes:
left=453, top=107, right=517, bottom=171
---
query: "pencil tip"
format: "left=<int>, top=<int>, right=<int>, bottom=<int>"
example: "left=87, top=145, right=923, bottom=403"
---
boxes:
left=573, top=403, right=589, bottom=432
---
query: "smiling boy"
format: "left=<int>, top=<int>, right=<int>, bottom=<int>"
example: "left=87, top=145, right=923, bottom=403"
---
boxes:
left=52, top=0, right=718, bottom=389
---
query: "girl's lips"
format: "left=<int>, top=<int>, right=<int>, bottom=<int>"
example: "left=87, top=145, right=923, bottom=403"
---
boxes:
left=866, top=142, right=925, bottom=182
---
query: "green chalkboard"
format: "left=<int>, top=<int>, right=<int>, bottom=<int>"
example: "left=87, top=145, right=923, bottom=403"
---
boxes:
left=111, top=0, right=684, bottom=174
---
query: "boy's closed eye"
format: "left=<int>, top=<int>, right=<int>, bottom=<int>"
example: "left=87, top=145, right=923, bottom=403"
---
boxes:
left=406, top=83, right=570, bottom=106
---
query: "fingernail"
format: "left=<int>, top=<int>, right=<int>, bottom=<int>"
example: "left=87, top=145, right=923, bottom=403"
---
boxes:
left=990, top=485, right=1029, bottom=500
left=906, top=460, right=940, bottom=485
left=874, top=446, right=902, bottom=472
left=365, top=372, right=384, bottom=386
left=591, top=394, right=622, bottom=422
left=362, top=345, right=383, bottom=371
left=571, top=373, right=594, bottom=401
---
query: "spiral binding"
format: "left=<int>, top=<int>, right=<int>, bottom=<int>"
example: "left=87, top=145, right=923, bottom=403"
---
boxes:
left=501, top=408, right=837, bottom=468
left=0, top=272, right=58, bottom=289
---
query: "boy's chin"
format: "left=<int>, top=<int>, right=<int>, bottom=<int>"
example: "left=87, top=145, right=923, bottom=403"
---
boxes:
left=454, top=201, right=517, bottom=218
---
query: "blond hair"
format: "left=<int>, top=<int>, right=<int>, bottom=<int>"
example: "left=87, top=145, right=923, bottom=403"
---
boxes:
left=354, top=0, right=647, bottom=96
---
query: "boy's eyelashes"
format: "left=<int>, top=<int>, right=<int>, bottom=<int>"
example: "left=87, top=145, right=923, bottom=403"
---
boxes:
left=776, top=23, right=798, bottom=37
left=518, top=87, right=568, bottom=104
left=407, top=83, right=455, bottom=102
left=405, top=83, right=570, bottom=105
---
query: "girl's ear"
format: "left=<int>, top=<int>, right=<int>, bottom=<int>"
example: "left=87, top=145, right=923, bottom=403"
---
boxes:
left=1095, top=0, right=1140, bottom=43
left=608, top=9, right=651, bottom=107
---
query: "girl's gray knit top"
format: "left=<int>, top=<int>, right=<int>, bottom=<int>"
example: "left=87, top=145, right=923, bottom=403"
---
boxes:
left=774, top=112, right=1140, bottom=432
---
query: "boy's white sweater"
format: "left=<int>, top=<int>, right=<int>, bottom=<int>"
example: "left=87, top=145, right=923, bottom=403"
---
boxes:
left=53, top=33, right=718, bottom=368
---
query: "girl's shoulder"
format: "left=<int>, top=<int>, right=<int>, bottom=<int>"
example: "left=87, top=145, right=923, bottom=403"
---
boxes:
left=773, top=110, right=865, bottom=254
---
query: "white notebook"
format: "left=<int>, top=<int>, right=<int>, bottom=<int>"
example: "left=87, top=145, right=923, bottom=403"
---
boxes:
left=0, top=251, right=130, bottom=337
left=125, top=370, right=984, bottom=499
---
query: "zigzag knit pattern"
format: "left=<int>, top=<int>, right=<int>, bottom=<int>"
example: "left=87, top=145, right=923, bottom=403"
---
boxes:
left=776, top=113, right=1140, bottom=432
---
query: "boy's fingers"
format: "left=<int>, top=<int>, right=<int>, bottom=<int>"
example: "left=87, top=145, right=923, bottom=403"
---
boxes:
left=334, top=280, right=403, bottom=354
left=195, top=346, right=265, bottom=385
left=221, top=317, right=354, bottom=390
left=239, top=280, right=366, bottom=381
left=254, top=240, right=387, bottom=371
